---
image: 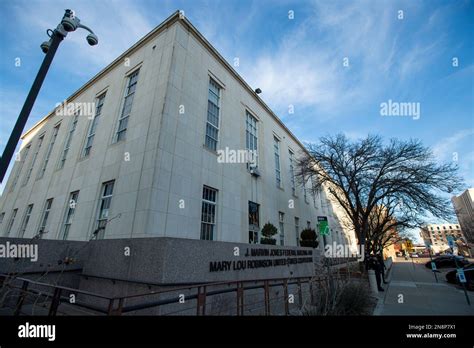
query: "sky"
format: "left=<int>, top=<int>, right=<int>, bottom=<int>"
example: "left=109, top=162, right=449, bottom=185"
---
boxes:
left=0, top=0, right=473, bottom=232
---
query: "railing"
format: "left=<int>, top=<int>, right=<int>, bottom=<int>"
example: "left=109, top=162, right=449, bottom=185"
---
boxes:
left=0, top=268, right=365, bottom=316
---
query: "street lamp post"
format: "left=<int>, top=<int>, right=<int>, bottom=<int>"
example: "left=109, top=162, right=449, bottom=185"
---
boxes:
left=0, top=9, right=98, bottom=183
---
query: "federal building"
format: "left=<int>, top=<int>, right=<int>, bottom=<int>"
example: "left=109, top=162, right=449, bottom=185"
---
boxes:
left=0, top=11, right=356, bottom=251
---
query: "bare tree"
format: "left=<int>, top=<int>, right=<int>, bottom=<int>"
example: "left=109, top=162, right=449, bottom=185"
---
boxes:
left=296, top=134, right=464, bottom=252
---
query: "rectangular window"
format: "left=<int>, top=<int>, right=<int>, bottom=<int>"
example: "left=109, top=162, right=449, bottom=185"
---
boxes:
left=19, top=204, right=33, bottom=238
left=303, top=185, right=309, bottom=203
left=200, top=186, right=217, bottom=240
left=116, top=70, right=140, bottom=142
left=60, top=191, right=79, bottom=240
left=5, top=209, right=17, bottom=236
left=204, top=78, right=221, bottom=151
left=94, top=181, right=115, bottom=240
left=274, top=137, right=281, bottom=187
left=37, top=199, right=53, bottom=239
left=10, top=143, right=31, bottom=191
left=38, top=124, right=60, bottom=179
left=23, top=135, right=44, bottom=186
left=245, top=111, right=258, bottom=167
left=295, top=217, right=300, bottom=246
left=289, top=150, right=296, bottom=195
left=248, top=201, right=260, bottom=244
left=307, top=221, right=311, bottom=229
left=59, top=112, right=79, bottom=169
left=0, top=212, right=4, bottom=225
left=83, top=93, right=106, bottom=156
left=279, top=212, right=285, bottom=246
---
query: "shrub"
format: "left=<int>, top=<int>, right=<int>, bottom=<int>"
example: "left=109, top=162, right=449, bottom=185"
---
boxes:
left=261, top=222, right=278, bottom=245
left=300, top=228, right=319, bottom=248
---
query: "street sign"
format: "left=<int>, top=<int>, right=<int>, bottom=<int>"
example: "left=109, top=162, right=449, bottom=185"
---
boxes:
left=317, top=216, right=329, bottom=236
left=457, top=269, right=467, bottom=283
left=431, top=262, right=437, bottom=271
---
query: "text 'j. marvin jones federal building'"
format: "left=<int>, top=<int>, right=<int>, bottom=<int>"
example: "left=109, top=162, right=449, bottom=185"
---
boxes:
left=0, top=11, right=356, bottom=252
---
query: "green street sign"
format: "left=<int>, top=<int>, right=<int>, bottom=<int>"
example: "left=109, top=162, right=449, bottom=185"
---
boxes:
left=318, top=216, right=329, bottom=236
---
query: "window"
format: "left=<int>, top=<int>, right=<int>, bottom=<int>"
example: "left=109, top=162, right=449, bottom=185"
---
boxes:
left=204, top=78, right=221, bottom=151
left=5, top=209, right=17, bottom=236
left=246, top=112, right=258, bottom=167
left=279, top=212, right=285, bottom=246
left=295, top=217, right=300, bottom=246
left=248, top=201, right=260, bottom=244
left=60, top=191, right=79, bottom=240
left=23, top=135, right=44, bottom=185
left=83, top=93, right=106, bottom=156
left=274, top=136, right=281, bottom=187
left=94, top=181, right=115, bottom=240
left=0, top=212, right=4, bottom=225
left=59, top=111, right=79, bottom=169
left=19, top=204, right=33, bottom=238
left=37, top=199, right=53, bottom=239
left=303, top=185, right=309, bottom=203
left=10, top=143, right=31, bottom=191
left=116, top=70, right=140, bottom=142
left=38, top=124, right=60, bottom=179
left=307, top=221, right=311, bottom=229
left=289, top=150, right=296, bottom=195
left=200, top=186, right=217, bottom=240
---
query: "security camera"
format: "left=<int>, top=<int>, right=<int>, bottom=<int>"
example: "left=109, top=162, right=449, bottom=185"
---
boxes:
left=86, top=33, right=98, bottom=46
left=40, top=40, right=51, bottom=53
left=61, top=9, right=79, bottom=32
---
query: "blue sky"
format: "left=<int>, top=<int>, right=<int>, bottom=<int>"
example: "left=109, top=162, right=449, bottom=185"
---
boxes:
left=1, top=0, right=473, bottom=204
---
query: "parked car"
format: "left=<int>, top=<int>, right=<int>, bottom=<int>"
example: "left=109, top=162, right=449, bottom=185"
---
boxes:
left=396, top=252, right=403, bottom=257
left=445, top=263, right=474, bottom=290
left=425, top=255, right=469, bottom=269
left=410, top=253, right=419, bottom=258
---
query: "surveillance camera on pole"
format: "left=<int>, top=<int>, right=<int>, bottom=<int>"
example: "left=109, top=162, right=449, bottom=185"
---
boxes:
left=0, top=9, right=98, bottom=183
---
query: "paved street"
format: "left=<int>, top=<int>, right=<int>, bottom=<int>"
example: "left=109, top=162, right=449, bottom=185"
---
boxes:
left=377, top=257, right=474, bottom=315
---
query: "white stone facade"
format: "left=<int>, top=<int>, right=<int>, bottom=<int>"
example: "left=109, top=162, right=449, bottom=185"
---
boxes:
left=0, top=12, right=355, bottom=249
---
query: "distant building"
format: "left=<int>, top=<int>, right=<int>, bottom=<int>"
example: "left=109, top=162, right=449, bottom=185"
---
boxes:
left=420, top=223, right=465, bottom=254
left=452, top=189, right=474, bottom=244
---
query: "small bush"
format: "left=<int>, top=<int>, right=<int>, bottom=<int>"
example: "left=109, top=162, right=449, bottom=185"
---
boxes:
left=300, top=228, right=319, bottom=248
left=260, top=222, right=278, bottom=245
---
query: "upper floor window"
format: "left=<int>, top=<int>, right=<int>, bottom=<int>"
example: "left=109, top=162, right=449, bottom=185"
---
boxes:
left=116, top=70, right=140, bottom=142
left=245, top=111, right=258, bottom=167
left=23, top=135, right=44, bottom=186
left=10, top=143, right=31, bottom=191
left=84, top=93, right=106, bottom=156
left=289, top=150, right=295, bottom=195
left=38, top=123, right=60, bottom=179
left=204, top=78, right=221, bottom=151
left=274, top=136, right=281, bottom=187
left=59, top=111, right=79, bottom=169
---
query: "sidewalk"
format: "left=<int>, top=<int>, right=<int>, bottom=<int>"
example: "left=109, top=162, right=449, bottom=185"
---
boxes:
left=376, top=258, right=474, bottom=315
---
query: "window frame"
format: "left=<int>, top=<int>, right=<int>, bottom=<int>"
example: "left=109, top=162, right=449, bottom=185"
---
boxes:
left=115, top=69, right=140, bottom=142
left=58, top=111, right=80, bottom=169
left=200, top=185, right=218, bottom=241
left=204, top=78, right=221, bottom=151
left=83, top=93, right=106, bottom=157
